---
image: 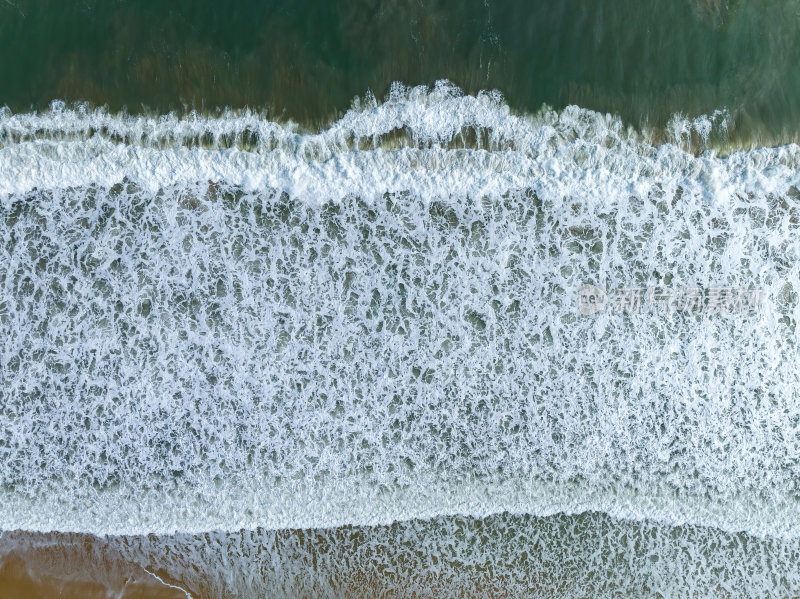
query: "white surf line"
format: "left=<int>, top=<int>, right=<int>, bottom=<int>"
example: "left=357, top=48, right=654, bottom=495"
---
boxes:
left=115, top=576, right=132, bottom=599
left=143, top=567, right=194, bottom=599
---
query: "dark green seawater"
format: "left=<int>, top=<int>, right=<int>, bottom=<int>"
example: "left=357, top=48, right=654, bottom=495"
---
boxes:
left=1, top=0, right=799, bottom=140
left=3, top=2, right=800, bottom=598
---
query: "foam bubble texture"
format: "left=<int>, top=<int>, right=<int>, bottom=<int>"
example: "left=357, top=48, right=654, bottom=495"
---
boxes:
left=1, top=84, right=800, bottom=536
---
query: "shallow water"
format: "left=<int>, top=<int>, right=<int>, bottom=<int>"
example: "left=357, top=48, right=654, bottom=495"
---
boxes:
left=2, top=2, right=800, bottom=598
left=3, top=512, right=800, bottom=598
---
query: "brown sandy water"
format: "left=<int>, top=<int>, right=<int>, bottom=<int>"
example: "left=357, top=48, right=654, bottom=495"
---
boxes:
left=0, top=528, right=519, bottom=599
left=2, top=512, right=800, bottom=598
left=0, top=554, right=183, bottom=599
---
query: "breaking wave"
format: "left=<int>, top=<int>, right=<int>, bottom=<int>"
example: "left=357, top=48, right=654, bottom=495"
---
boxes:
left=1, top=82, right=800, bottom=543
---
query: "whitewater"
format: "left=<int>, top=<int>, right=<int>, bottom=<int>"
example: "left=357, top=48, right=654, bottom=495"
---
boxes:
left=1, top=82, right=800, bottom=549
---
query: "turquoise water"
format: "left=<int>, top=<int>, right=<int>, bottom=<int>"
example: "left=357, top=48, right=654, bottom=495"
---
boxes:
left=2, top=2, right=800, bottom=598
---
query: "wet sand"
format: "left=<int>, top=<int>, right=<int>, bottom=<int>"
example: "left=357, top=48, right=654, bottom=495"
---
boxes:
left=0, top=550, right=185, bottom=599
left=0, top=527, right=522, bottom=599
left=2, top=511, right=798, bottom=598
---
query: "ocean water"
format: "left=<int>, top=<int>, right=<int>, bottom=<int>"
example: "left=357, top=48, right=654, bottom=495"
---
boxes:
left=1, top=0, right=800, bottom=142
left=2, top=2, right=800, bottom=598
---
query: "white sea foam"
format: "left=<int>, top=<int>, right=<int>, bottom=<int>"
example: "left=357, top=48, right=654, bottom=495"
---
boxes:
left=1, top=82, right=800, bottom=538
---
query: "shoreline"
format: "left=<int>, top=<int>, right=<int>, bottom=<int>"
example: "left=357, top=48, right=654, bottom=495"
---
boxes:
left=3, top=511, right=799, bottom=598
